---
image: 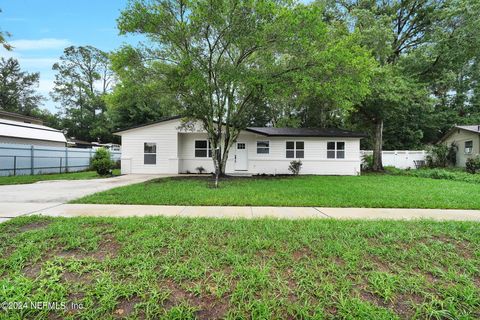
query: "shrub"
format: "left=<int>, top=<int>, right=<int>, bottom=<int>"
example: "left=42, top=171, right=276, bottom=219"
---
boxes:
left=196, top=166, right=206, bottom=174
left=466, top=156, right=480, bottom=174
left=426, top=144, right=457, bottom=168
left=91, top=148, right=114, bottom=176
left=384, top=166, right=480, bottom=184
left=288, top=160, right=302, bottom=175
left=361, top=154, right=373, bottom=171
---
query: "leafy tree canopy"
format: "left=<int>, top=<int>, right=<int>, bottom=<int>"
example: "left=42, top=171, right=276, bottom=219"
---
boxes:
left=0, top=58, right=43, bottom=115
left=117, top=0, right=375, bottom=183
left=51, top=46, right=114, bottom=142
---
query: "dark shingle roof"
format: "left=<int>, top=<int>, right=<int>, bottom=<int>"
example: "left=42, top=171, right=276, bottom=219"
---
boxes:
left=115, top=115, right=366, bottom=138
left=245, top=127, right=367, bottom=138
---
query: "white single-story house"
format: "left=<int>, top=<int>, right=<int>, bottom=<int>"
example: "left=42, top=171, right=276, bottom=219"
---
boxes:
left=115, top=116, right=366, bottom=175
left=439, top=125, right=480, bottom=167
left=0, top=117, right=67, bottom=147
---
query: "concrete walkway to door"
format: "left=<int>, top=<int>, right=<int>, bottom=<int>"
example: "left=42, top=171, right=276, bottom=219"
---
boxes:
left=11, top=203, right=480, bottom=221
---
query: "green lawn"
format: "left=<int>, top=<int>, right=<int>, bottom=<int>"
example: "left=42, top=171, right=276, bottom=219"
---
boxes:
left=74, top=175, right=480, bottom=209
left=0, top=169, right=120, bottom=185
left=0, top=216, right=479, bottom=319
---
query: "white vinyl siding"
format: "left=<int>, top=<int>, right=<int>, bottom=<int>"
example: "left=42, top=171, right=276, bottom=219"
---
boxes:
left=119, top=119, right=361, bottom=175
left=119, top=119, right=180, bottom=174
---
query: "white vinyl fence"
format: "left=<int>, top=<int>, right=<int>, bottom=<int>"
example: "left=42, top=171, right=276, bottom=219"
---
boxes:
left=0, top=143, right=121, bottom=176
left=360, top=150, right=427, bottom=169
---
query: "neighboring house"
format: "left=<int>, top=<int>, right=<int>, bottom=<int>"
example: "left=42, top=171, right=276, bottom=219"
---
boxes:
left=92, top=142, right=122, bottom=152
left=0, top=110, right=44, bottom=125
left=0, top=117, right=66, bottom=147
left=115, top=116, right=366, bottom=175
left=439, top=125, right=480, bottom=167
left=67, top=138, right=94, bottom=149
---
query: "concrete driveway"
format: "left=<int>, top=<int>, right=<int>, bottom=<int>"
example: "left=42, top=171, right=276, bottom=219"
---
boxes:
left=0, top=174, right=166, bottom=221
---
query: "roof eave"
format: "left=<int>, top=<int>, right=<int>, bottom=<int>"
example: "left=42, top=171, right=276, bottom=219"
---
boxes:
left=437, top=126, right=480, bottom=144
left=114, top=115, right=183, bottom=134
left=0, top=134, right=66, bottom=144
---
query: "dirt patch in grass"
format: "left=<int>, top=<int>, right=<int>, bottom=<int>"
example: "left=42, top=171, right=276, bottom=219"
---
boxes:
left=292, top=247, right=314, bottom=261
left=160, top=278, right=229, bottom=319
left=372, top=258, right=393, bottom=273
left=358, top=289, right=388, bottom=307
left=419, top=235, right=475, bottom=259
left=62, top=271, right=93, bottom=284
left=333, top=256, right=345, bottom=267
left=354, top=276, right=424, bottom=320
left=256, top=248, right=277, bottom=261
left=357, top=288, right=419, bottom=319
left=451, top=240, right=474, bottom=260
left=0, top=245, right=15, bottom=260
left=283, top=268, right=299, bottom=303
left=113, top=296, right=141, bottom=318
left=23, top=263, right=41, bottom=279
left=57, top=234, right=121, bottom=261
left=391, top=293, right=422, bottom=319
left=19, top=220, right=51, bottom=232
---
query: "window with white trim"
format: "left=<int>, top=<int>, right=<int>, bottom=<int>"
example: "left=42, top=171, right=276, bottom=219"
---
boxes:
left=465, top=140, right=473, bottom=154
left=327, top=141, right=345, bottom=159
left=286, top=141, right=304, bottom=158
left=144, top=143, right=156, bottom=164
left=195, top=140, right=212, bottom=158
left=257, top=141, right=270, bottom=154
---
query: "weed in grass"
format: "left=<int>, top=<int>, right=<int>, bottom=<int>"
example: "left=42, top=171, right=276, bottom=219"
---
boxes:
left=0, top=216, right=479, bottom=319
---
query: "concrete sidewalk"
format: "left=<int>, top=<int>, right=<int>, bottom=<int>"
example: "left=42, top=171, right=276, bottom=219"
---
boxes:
left=4, top=203, right=480, bottom=221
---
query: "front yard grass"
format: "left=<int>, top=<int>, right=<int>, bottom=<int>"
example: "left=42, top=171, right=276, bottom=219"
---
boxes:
left=0, top=216, right=479, bottom=319
left=74, top=175, right=480, bottom=209
left=0, top=169, right=120, bottom=185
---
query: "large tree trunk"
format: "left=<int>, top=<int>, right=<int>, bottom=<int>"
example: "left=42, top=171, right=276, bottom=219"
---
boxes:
left=372, top=118, right=384, bottom=171
left=213, top=143, right=232, bottom=188
left=213, top=145, right=222, bottom=188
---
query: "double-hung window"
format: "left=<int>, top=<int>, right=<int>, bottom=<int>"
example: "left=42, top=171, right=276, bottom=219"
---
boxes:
left=195, top=140, right=212, bottom=158
left=327, top=141, right=345, bottom=159
left=257, top=141, right=270, bottom=154
left=465, top=140, right=473, bottom=154
left=144, top=143, right=157, bottom=164
left=286, top=141, right=304, bottom=158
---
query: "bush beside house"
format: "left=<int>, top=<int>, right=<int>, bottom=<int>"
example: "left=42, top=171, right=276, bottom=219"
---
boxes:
left=91, top=148, right=115, bottom=176
left=466, top=156, right=480, bottom=174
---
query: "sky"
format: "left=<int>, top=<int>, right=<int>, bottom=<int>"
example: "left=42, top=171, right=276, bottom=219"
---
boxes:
left=0, top=0, right=144, bottom=112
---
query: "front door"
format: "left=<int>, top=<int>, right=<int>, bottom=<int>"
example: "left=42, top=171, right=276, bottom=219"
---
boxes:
left=235, top=142, right=248, bottom=171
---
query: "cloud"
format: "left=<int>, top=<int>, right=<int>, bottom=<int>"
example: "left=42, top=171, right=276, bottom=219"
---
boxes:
left=20, top=58, right=58, bottom=69
left=0, top=48, right=58, bottom=70
left=9, top=38, right=71, bottom=51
